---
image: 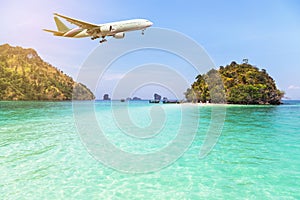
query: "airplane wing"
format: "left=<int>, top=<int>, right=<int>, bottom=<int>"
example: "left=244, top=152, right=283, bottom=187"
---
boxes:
left=54, top=13, right=99, bottom=30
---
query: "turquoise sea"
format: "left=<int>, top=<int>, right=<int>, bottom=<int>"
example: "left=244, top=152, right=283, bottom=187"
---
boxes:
left=0, top=100, right=299, bottom=199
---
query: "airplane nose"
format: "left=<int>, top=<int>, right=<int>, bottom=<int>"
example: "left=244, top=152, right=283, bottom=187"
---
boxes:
left=146, top=21, right=153, bottom=27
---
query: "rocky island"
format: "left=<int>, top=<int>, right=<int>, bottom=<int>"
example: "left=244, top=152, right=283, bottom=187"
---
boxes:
left=0, top=44, right=95, bottom=100
left=185, top=61, right=284, bottom=105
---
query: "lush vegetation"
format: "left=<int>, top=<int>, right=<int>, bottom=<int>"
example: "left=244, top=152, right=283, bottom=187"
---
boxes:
left=0, top=44, right=95, bottom=100
left=185, top=61, right=284, bottom=105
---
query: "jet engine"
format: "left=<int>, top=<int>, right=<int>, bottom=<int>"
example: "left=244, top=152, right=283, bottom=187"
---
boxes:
left=113, top=32, right=125, bottom=39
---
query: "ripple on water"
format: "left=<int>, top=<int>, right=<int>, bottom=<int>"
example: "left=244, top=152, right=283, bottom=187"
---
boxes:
left=0, top=101, right=299, bottom=199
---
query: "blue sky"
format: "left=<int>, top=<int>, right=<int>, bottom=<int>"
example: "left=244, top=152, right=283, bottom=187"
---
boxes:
left=1, top=0, right=300, bottom=99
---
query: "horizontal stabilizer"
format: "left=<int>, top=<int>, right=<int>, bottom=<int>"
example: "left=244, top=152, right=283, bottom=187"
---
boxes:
left=43, top=29, right=64, bottom=36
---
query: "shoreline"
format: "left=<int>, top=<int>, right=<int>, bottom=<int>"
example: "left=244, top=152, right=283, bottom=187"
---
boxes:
left=0, top=99, right=296, bottom=106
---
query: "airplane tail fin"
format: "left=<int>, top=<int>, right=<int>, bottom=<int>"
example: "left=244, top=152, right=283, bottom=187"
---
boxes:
left=54, top=16, right=70, bottom=32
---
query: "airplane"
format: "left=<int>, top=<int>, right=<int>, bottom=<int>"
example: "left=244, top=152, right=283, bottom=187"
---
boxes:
left=43, top=13, right=153, bottom=43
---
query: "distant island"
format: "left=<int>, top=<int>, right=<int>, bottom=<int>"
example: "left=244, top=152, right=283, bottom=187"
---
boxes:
left=103, top=94, right=111, bottom=100
left=0, top=44, right=95, bottom=100
left=185, top=61, right=284, bottom=105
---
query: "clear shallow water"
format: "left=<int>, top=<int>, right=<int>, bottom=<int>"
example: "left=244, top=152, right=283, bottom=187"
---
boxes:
left=0, top=101, right=299, bottom=199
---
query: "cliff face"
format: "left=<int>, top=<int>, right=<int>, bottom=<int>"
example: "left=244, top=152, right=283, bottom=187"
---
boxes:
left=185, top=61, right=284, bottom=105
left=0, top=44, right=95, bottom=100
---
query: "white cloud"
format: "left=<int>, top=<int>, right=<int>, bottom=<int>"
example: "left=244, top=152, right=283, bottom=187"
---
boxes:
left=288, top=85, right=300, bottom=90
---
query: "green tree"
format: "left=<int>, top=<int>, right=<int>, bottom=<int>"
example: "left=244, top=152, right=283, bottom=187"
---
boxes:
left=185, top=61, right=284, bottom=105
left=0, top=44, right=95, bottom=101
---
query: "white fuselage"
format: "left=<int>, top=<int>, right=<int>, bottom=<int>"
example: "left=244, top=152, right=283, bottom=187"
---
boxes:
left=63, top=19, right=153, bottom=38
left=44, top=14, right=153, bottom=43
